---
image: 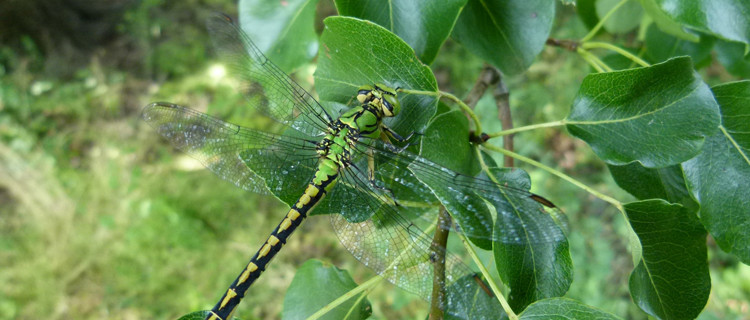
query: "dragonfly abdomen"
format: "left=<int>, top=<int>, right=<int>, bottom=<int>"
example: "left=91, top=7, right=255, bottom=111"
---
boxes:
left=206, top=180, right=334, bottom=320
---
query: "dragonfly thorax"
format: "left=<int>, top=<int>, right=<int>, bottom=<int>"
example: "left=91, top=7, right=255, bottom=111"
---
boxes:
left=356, top=83, right=401, bottom=117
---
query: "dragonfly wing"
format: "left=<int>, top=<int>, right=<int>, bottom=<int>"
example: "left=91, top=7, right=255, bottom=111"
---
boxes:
left=207, top=14, right=333, bottom=136
left=142, top=103, right=319, bottom=196
left=329, top=168, right=500, bottom=316
left=367, top=141, right=567, bottom=246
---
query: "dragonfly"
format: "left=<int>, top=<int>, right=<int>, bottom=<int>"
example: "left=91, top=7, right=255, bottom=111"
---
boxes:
left=142, top=14, right=566, bottom=320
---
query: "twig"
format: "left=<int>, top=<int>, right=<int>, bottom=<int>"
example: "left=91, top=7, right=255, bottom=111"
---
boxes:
left=428, top=207, right=451, bottom=320
left=546, top=38, right=579, bottom=51
left=491, top=72, right=514, bottom=167
left=464, top=65, right=500, bottom=108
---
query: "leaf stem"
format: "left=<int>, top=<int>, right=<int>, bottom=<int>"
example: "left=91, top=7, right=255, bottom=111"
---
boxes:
left=482, top=143, right=623, bottom=210
left=342, top=289, right=371, bottom=319
left=400, top=88, right=441, bottom=97
left=399, top=88, right=484, bottom=135
left=486, top=120, right=567, bottom=138
left=577, top=48, right=613, bottom=72
left=307, top=221, right=440, bottom=320
left=441, top=91, right=484, bottom=135
left=306, top=276, right=382, bottom=320
left=581, top=0, right=631, bottom=42
left=456, top=232, right=517, bottom=320
left=582, top=41, right=650, bottom=67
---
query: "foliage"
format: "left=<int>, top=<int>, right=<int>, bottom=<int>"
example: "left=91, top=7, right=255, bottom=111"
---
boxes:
left=1, top=0, right=749, bottom=319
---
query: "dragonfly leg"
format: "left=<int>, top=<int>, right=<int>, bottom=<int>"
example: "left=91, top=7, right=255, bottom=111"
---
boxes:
left=382, top=125, right=421, bottom=143
left=381, top=139, right=418, bottom=155
left=360, top=147, right=401, bottom=206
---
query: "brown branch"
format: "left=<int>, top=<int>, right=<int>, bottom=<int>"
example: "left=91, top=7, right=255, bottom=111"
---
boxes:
left=464, top=65, right=501, bottom=142
left=429, top=207, right=451, bottom=320
left=546, top=38, right=580, bottom=52
left=464, top=65, right=500, bottom=109
left=492, top=73, right=514, bottom=167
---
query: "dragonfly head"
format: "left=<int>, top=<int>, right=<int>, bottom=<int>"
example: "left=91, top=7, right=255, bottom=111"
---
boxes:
left=357, top=84, right=401, bottom=118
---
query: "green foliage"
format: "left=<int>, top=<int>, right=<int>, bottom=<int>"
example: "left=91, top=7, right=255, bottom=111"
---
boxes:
left=567, top=57, right=721, bottom=167
left=178, top=311, right=214, bottom=320
left=443, top=275, right=507, bottom=319
left=643, top=24, right=715, bottom=66
left=489, top=166, right=573, bottom=311
left=715, top=40, right=750, bottom=78
left=520, top=298, right=624, bottom=319
left=452, top=0, right=556, bottom=75
left=639, top=0, right=699, bottom=41
left=282, top=260, right=371, bottom=320
left=2, top=0, right=750, bottom=319
left=650, top=0, right=750, bottom=44
left=315, top=16, right=438, bottom=137
left=596, top=0, right=643, bottom=34
left=608, top=163, right=698, bottom=212
left=335, top=0, right=466, bottom=65
left=684, top=81, right=750, bottom=265
left=625, top=200, right=710, bottom=320
left=238, top=0, right=318, bottom=73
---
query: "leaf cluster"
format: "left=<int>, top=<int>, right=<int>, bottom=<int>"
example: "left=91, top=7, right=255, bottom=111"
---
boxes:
left=180, top=0, right=750, bottom=319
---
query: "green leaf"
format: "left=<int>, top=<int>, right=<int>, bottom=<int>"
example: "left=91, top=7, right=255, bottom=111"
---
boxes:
left=420, top=110, right=491, bottom=249
left=639, top=0, right=700, bottom=42
left=596, top=0, right=644, bottom=34
left=492, top=166, right=572, bottom=312
left=452, top=0, right=555, bottom=75
left=600, top=50, right=642, bottom=70
left=644, top=24, right=715, bottom=66
left=334, top=0, right=467, bottom=64
left=567, top=57, right=721, bottom=167
left=445, top=275, right=506, bottom=320
left=177, top=311, right=214, bottom=320
left=421, top=110, right=481, bottom=177
left=608, top=163, right=699, bottom=213
left=315, top=16, right=438, bottom=136
left=683, top=80, right=750, bottom=264
left=239, top=0, right=318, bottom=73
left=520, top=298, right=623, bottom=319
left=715, top=39, right=750, bottom=78
left=577, top=0, right=601, bottom=31
left=282, top=259, right=371, bottom=320
left=625, top=200, right=710, bottom=320
left=650, top=0, right=750, bottom=45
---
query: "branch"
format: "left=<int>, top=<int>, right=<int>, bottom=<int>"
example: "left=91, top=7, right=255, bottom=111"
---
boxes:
left=429, top=207, right=450, bottom=320
left=546, top=38, right=580, bottom=51
left=491, top=72, right=514, bottom=167
left=464, top=65, right=500, bottom=108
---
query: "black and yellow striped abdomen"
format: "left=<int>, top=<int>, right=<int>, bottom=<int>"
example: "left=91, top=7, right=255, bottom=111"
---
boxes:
left=207, top=176, right=337, bottom=320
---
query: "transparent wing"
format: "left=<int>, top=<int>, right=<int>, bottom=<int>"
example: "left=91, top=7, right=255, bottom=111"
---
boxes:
left=364, top=140, right=567, bottom=246
left=329, top=164, right=500, bottom=316
left=207, top=14, right=333, bottom=136
left=141, top=103, right=319, bottom=195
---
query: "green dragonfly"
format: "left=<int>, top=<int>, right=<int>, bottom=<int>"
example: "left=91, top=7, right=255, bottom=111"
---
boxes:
left=143, top=14, right=566, bottom=320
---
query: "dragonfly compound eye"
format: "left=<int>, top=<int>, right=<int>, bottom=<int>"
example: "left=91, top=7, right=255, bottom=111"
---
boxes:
left=357, top=85, right=375, bottom=104
left=382, top=94, right=400, bottom=117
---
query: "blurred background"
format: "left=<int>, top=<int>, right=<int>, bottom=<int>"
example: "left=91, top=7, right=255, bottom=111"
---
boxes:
left=1, top=0, right=748, bottom=319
